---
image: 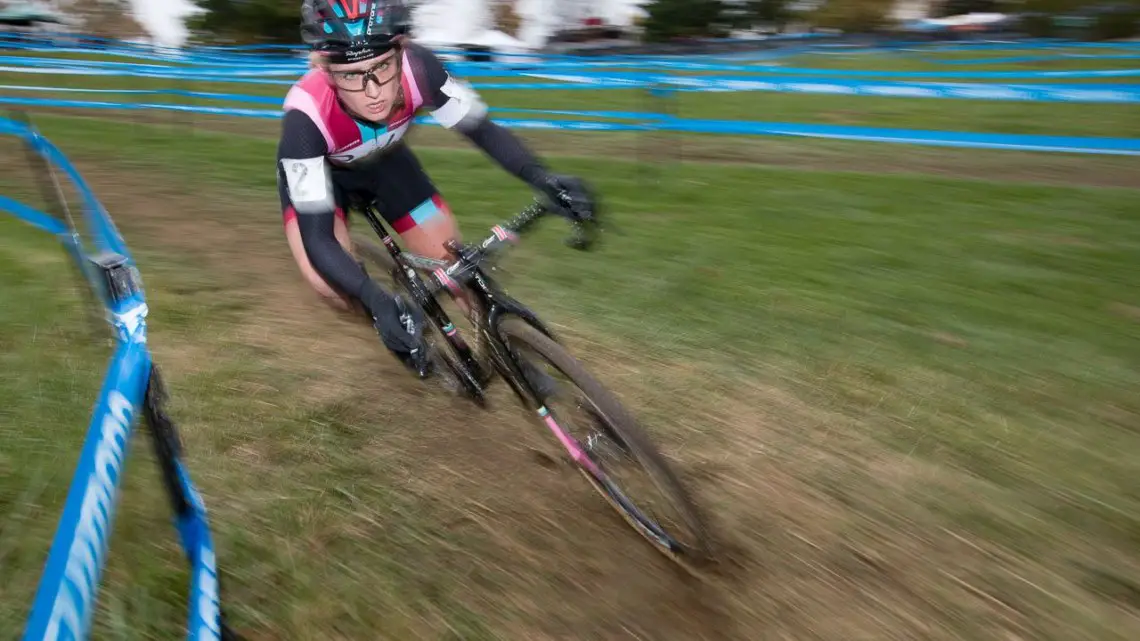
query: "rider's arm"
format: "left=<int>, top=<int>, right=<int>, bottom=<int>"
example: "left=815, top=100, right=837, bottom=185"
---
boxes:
left=407, top=42, right=552, bottom=189
left=277, top=110, right=392, bottom=319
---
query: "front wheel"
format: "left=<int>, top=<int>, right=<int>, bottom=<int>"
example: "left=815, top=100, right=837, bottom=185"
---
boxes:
left=496, top=317, right=714, bottom=567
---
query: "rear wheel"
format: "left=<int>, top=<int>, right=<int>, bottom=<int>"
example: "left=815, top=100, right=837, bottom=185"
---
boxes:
left=496, top=317, right=714, bottom=568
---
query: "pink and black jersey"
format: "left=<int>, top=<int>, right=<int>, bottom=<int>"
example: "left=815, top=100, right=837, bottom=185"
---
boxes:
left=275, top=41, right=547, bottom=220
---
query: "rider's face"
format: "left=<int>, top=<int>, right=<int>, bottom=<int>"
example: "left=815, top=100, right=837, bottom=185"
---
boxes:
left=327, top=49, right=401, bottom=122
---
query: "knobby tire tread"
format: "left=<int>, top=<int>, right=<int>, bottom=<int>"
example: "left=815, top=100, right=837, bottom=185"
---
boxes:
left=496, top=317, right=713, bottom=566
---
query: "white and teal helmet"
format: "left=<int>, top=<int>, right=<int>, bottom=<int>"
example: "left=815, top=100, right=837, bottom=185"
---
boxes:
left=301, top=0, right=411, bottom=64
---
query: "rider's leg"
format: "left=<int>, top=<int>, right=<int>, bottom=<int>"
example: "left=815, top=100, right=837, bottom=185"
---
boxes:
left=396, top=200, right=480, bottom=320
left=365, top=146, right=477, bottom=317
left=390, top=195, right=460, bottom=262
left=388, top=195, right=476, bottom=318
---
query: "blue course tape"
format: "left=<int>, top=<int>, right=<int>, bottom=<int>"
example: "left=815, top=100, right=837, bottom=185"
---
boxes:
left=2, top=33, right=1137, bottom=61
left=0, top=115, right=214, bottom=636
left=0, top=66, right=300, bottom=85
left=4, top=48, right=1139, bottom=79
left=0, top=29, right=829, bottom=61
left=0, top=58, right=303, bottom=77
left=653, top=118, right=1140, bottom=156
left=0, top=84, right=284, bottom=105
left=1, top=95, right=1135, bottom=157
left=0, top=116, right=132, bottom=259
left=511, top=65, right=1140, bottom=79
left=521, top=73, right=1140, bottom=102
left=5, top=72, right=1139, bottom=103
left=0, top=193, right=69, bottom=234
left=0, top=44, right=299, bottom=65
left=923, top=53, right=1140, bottom=65
left=0, top=95, right=284, bottom=118
left=514, top=67, right=1140, bottom=80
left=0, top=89, right=662, bottom=120
left=898, top=40, right=1140, bottom=52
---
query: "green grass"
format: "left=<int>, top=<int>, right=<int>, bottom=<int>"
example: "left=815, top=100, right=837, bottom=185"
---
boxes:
left=2, top=79, right=1136, bottom=139
left=0, top=213, right=108, bottom=634
left=1, top=114, right=1139, bottom=639
left=7, top=82, right=1138, bottom=138
left=1, top=50, right=199, bottom=64
left=778, top=50, right=1140, bottom=72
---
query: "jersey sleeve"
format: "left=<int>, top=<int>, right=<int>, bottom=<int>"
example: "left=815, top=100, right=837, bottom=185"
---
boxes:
left=405, top=42, right=488, bottom=132
left=402, top=42, right=551, bottom=191
left=276, top=109, right=336, bottom=215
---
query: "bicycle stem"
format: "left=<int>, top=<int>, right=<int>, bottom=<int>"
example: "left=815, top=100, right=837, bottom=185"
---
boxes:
left=427, top=199, right=596, bottom=298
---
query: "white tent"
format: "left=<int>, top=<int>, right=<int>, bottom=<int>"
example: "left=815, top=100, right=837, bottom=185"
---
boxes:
left=412, top=0, right=650, bottom=51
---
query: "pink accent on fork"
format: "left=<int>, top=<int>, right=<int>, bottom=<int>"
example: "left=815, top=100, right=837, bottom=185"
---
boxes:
left=540, top=409, right=603, bottom=477
left=492, top=225, right=518, bottom=243
left=433, top=268, right=461, bottom=296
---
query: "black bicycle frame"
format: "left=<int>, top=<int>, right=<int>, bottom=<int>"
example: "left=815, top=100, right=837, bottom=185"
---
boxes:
left=356, top=201, right=562, bottom=409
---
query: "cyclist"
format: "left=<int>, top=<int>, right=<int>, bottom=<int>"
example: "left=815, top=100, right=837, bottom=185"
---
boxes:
left=277, top=0, right=597, bottom=377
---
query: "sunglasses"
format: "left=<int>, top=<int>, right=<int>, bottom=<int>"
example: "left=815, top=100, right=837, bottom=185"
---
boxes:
left=329, top=55, right=401, bottom=92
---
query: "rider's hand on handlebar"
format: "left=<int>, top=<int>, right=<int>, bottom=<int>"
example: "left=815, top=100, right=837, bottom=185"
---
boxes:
left=538, top=173, right=598, bottom=225
left=371, top=291, right=431, bottom=376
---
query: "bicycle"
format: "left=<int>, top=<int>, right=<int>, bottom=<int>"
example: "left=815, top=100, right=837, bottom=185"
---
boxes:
left=351, top=196, right=715, bottom=568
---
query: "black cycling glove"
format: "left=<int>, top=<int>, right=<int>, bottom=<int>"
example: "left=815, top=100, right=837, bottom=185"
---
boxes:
left=537, top=173, right=597, bottom=223
left=359, top=278, right=424, bottom=356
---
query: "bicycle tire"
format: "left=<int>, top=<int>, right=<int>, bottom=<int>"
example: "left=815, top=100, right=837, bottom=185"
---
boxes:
left=496, top=317, right=714, bottom=567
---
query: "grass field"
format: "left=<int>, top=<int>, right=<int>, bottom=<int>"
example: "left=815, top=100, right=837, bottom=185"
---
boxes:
left=778, top=50, right=1140, bottom=72
left=2, top=44, right=1140, bottom=640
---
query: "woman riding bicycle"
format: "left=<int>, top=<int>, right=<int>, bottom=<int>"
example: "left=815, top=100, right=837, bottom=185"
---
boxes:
left=276, top=0, right=597, bottom=377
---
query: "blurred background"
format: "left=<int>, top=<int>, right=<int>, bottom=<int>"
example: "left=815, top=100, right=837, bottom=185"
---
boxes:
left=1, top=1, right=1138, bottom=640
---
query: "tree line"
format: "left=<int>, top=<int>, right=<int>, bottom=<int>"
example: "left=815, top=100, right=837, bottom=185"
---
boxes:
left=50, top=0, right=1140, bottom=45
left=641, top=0, right=1139, bottom=41
left=184, top=0, right=1140, bottom=44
